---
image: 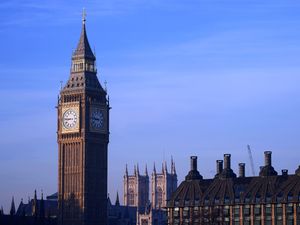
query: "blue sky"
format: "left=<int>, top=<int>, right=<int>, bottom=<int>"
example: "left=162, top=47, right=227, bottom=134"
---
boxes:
left=1, top=0, right=300, bottom=212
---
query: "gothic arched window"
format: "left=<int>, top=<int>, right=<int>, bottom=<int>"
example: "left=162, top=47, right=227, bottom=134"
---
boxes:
left=128, top=189, right=135, bottom=205
left=157, top=186, right=163, bottom=207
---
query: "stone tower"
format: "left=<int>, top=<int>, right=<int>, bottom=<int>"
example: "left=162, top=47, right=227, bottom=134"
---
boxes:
left=57, top=12, right=109, bottom=225
left=124, top=164, right=149, bottom=207
left=151, top=159, right=177, bottom=209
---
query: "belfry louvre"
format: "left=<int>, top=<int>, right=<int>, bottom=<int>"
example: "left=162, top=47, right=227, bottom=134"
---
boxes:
left=167, top=152, right=300, bottom=225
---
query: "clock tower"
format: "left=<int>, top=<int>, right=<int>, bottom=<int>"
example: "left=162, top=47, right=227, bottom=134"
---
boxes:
left=57, top=13, right=109, bottom=225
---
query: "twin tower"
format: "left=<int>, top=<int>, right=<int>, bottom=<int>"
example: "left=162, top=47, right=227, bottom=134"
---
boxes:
left=123, top=159, right=178, bottom=209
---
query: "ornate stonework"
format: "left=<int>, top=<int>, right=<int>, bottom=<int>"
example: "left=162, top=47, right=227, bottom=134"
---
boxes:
left=123, top=165, right=149, bottom=208
left=151, top=160, right=177, bottom=209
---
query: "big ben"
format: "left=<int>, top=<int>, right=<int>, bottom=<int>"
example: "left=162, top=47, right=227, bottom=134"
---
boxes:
left=57, top=12, right=109, bottom=225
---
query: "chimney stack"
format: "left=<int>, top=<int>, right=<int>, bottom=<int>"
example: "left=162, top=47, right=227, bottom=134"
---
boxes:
left=260, top=166, right=264, bottom=172
left=216, top=160, right=223, bottom=174
left=224, top=154, right=231, bottom=169
left=296, top=166, right=300, bottom=176
left=239, top=163, right=245, bottom=178
left=264, top=151, right=272, bottom=166
left=190, top=156, right=197, bottom=171
left=185, top=156, right=203, bottom=180
left=282, top=169, right=288, bottom=176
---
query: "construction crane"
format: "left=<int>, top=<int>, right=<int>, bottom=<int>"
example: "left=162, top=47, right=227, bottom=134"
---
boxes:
left=247, top=145, right=256, bottom=176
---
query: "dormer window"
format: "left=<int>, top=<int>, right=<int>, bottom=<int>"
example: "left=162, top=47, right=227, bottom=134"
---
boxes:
left=255, top=195, right=261, bottom=203
left=214, top=198, right=220, bottom=204
left=224, top=197, right=230, bottom=204
left=245, top=196, right=250, bottom=203
left=235, top=196, right=240, bottom=203
left=287, top=193, right=293, bottom=202
left=204, top=198, right=209, bottom=205
left=266, top=195, right=271, bottom=203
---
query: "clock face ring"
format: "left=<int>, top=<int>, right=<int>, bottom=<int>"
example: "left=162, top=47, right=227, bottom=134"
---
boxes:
left=62, top=109, right=78, bottom=129
left=90, top=108, right=104, bottom=129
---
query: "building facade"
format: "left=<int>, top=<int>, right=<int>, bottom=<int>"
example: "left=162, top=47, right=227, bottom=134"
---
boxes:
left=124, top=160, right=178, bottom=225
left=151, top=160, right=177, bottom=209
left=167, top=152, right=300, bottom=225
left=136, top=203, right=165, bottom=225
left=124, top=165, right=150, bottom=208
left=57, top=13, right=109, bottom=225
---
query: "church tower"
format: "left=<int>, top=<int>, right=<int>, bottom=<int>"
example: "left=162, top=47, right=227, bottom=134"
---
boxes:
left=58, top=11, right=109, bottom=225
left=123, top=164, right=149, bottom=208
left=151, top=159, right=177, bottom=209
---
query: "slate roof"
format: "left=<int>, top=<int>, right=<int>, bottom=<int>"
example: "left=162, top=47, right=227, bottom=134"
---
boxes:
left=61, top=20, right=105, bottom=93
left=63, top=71, right=103, bottom=92
left=168, top=154, right=300, bottom=208
left=108, top=196, right=137, bottom=225
left=16, top=199, right=57, bottom=217
left=72, top=22, right=95, bottom=60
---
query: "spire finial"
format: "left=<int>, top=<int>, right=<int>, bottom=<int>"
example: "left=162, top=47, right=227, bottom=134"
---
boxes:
left=164, top=161, right=168, bottom=173
left=10, top=196, right=16, bottom=216
left=145, top=164, right=148, bottom=176
left=125, top=164, right=128, bottom=176
left=171, top=156, right=176, bottom=174
left=115, top=191, right=120, bottom=206
left=153, top=162, right=156, bottom=174
left=173, top=161, right=177, bottom=175
left=82, top=8, right=86, bottom=24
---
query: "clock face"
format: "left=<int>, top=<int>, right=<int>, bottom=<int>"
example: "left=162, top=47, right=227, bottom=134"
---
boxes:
left=63, top=109, right=78, bottom=129
left=91, top=108, right=104, bottom=129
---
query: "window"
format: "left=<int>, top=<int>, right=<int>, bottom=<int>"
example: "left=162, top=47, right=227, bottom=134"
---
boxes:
left=266, top=196, right=272, bottom=203
left=245, top=196, right=251, bottom=203
left=265, top=204, right=272, bottom=225
left=203, top=206, right=210, bottom=225
left=224, top=197, right=230, bottom=204
left=234, top=206, right=240, bottom=225
left=244, top=205, right=251, bottom=224
left=214, top=198, right=220, bottom=204
left=286, top=203, right=294, bottom=225
left=183, top=207, right=190, bottom=225
left=244, top=220, right=250, bottom=225
left=213, top=206, right=221, bottom=223
left=204, top=198, right=209, bottom=205
left=243, top=205, right=250, bottom=216
left=256, top=195, right=261, bottom=203
left=157, top=186, right=163, bottom=207
left=288, top=194, right=293, bottom=202
left=254, top=205, right=261, bottom=225
left=128, top=189, right=134, bottom=205
left=193, top=206, right=200, bottom=224
left=223, top=206, right=230, bottom=217
left=276, top=204, right=283, bottom=225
